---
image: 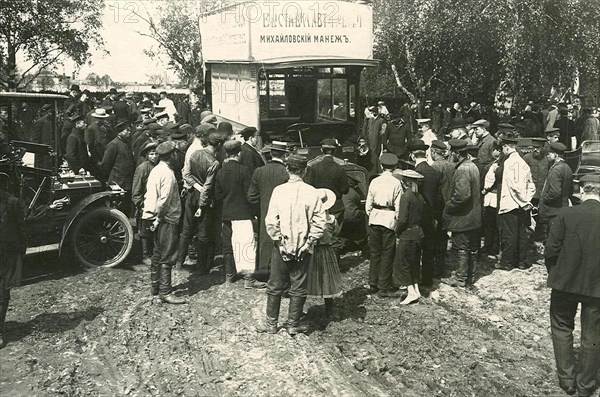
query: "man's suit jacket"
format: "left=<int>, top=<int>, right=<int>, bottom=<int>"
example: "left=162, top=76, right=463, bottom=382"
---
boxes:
left=65, top=128, right=90, bottom=172
left=545, top=200, right=600, bottom=298
left=415, top=161, right=442, bottom=225
left=304, top=155, right=349, bottom=213
left=239, top=142, right=265, bottom=174
left=539, top=160, right=573, bottom=221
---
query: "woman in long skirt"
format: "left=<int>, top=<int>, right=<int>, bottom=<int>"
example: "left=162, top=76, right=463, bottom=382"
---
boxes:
left=306, top=189, right=342, bottom=318
left=0, top=172, right=25, bottom=348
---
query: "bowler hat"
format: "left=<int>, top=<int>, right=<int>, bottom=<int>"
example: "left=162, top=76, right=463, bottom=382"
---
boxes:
left=548, top=142, right=567, bottom=155
left=287, top=154, right=308, bottom=168
left=140, top=141, right=158, bottom=157
left=380, top=153, right=398, bottom=167
left=240, top=126, right=258, bottom=140
left=448, top=139, right=468, bottom=151
left=406, top=139, right=429, bottom=152
left=448, top=118, right=466, bottom=130
left=156, top=141, right=176, bottom=155
left=217, top=121, right=233, bottom=135
left=115, top=121, right=130, bottom=132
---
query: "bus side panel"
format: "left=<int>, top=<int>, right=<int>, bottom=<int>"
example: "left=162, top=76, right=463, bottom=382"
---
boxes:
left=209, top=64, right=259, bottom=128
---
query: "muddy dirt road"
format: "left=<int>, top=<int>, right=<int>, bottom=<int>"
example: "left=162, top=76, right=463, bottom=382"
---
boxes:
left=1, top=246, right=598, bottom=397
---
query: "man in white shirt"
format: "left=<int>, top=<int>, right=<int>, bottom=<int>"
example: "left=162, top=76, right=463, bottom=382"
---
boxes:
left=497, top=136, right=536, bottom=270
left=257, top=154, right=326, bottom=336
left=158, top=91, right=178, bottom=121
left=366, top=153, right=403, bottom=297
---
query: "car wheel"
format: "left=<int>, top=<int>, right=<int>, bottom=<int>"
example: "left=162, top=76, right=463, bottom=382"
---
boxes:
left=71, top=207, right=133, bottom=268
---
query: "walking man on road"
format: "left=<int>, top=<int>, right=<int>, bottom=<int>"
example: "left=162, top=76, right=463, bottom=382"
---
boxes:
left=545, top=173, right=600, bottom=397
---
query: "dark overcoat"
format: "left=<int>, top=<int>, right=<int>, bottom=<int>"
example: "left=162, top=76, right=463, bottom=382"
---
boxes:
left=101, top=136, right=135, bottom=191
left=239, top=142, right=265, bottom=174
left=443, top=158, right=481, bottom=232
left=539, top=160, right=573, bottom=221
left=304, top=155, right=349, bottom=214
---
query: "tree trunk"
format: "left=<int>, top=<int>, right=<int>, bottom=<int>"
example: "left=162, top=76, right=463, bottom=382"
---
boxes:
left=7, top=42, right=17, bottom=90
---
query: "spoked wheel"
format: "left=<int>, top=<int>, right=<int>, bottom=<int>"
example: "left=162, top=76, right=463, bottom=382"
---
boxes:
left=71, top=207, right=133, bottom=268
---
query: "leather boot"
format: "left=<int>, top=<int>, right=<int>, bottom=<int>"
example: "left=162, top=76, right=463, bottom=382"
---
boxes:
left=175, top=236, right=189, bottom=269
left=256, top=295, right=281, bottom=334
left=224, top=254, right=237, bottom=283
left=195, top=242, right=209, bottom=274
left=206, top=244, right=215, bottom=271
left=150, top=263, right=160, bottom=296
left=141, top=237, right=153, bottom=266
left=467, top=251, right=477, bottom=285
left=159, top=264, right=186, bottom=304
left=441, top=250, right=469, bottom=287
left=286, top=296, right=309, bottom=335
left=0, top=291, right=9, bottom=349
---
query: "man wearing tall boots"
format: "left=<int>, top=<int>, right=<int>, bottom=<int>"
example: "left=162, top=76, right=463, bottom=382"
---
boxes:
left=256, top=154, right=326, bottom=335
left=430, top=140, right=455, bottom=278
left=366, top=153, right=403, bottom=297
left=496, top=136, right=536, bottom=270
left=408, top=140, right=441, bottom=289
left=304, top=138, right=349, bottom=260
left=183, top=130, right=225, bottom=274
left=538, top=142, right=573, bottom=242
left=545, top=174, right=600, bottom=397
left=247, top=142, right=289, bottom=278
left=142, top=141, right=185, bottom=304
left=441, top=139, right=482, bottom=288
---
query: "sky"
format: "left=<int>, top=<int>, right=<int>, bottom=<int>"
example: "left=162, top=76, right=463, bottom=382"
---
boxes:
left=47, top=0, right=180, bottom=84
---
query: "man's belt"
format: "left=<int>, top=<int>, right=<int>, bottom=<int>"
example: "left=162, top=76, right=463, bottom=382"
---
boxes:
left=373, top=204, right=394, bottom=210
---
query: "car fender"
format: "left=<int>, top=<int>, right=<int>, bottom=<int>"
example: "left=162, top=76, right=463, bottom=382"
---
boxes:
left=59, top=191, right=121, bottom=255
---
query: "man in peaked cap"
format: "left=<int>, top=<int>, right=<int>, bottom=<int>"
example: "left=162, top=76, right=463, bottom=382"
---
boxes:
left=538, top=142, right=573, bottom=241
left=304, top=137, right=349, bottom=261
left=407, top=140, right=441, bottom=289
left=473, top=119, right=497, bottom=168
left=496, top=135, right=536, bottom=270
left=100, top=122, right=135, bottom=214
left=366, top=152, right=403, bottom=298
left=523, top=138, right=550, bottom=240
left=441, top=139, right=481, bottom=288
left=142, top=140, right=186, bottom=304
left=247, top=140, right=290, bottom=278
left=545, top=127, right=561, bottom=144
left=257, top=154, right=326, bottom=335
left=545, top=173, right=600, bottom=397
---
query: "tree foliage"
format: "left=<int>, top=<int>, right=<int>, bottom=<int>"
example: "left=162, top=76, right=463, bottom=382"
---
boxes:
left=0, top=0, right=105, bottom=90
left=369, top=0, right=600, bottom=105
left=134, top=0, right=211, bottom=92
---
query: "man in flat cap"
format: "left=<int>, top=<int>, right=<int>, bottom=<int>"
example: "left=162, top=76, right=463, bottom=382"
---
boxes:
left=473, top=119, right=497, bottom=169
left=545, top=127, right=561, bottom=145
left=304, top=138, right=349, bottom=260
left=180, top=131, right=225, bottom=274
left=430, top=139, right=455, bottom=277
left=497, top=136, right=536, bottom=270
left=366, top=152, right=403, bottom=297
left=538, top=142, right=573, bottom=241
left=258, top=154, right=326, bottom=335
left=239, top=126, right=265, bottom=174
left=64, top=114, right=89, bottom=173
left=101, top=122, right=135, bottom=214
left=247, top=141, right=289, bottom=277
left=142, top=141, right=185, bottom=304
left=441, top=139, right=481, bottom=288
left=545, top=173, right=600, bottom=397
left=407, top=140, right=441, bottom=288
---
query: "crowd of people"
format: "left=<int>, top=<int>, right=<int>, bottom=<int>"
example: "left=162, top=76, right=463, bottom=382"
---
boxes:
left=1, top=86, right=599, bottom=397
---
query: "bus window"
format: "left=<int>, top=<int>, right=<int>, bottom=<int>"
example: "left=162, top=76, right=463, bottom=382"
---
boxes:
left=317, top=76, right=347, bottom=121
left=317, top=79, right=332, bottom=118
left=349, top=84, right=356, bottom=118
left=332, top=79, right=347, bottom=120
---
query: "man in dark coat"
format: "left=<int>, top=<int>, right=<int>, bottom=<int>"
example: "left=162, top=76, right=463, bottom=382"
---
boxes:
left=341, top=174, right=367, bottom=250
left=101, top=122, right=135, bottom=214
left=409, top=140, right=441, bottom=288
left=441, top=139, right=481, bottom=288
left=238, top=127, right=265, bottom=174
left=383, top=114, right=410, bottom=160
left=64, top=114, right=89, bottom=173
left=544, top=173, right=600, bottom=397
left=539, top=142, right=573, bottom=240
left=473, top=119, right=496, bottom=169
left=85, top=108, right=113, bottom=172
left=247, top=142, right=289, bottom=276
left=31, top=104, right=54, bottom=169
left=113, top=93, right=132, bottom=124
left=367, top=112, right=387, bottom=162
left=554, top=107, right=576, bottom=150
left=304, top=138, right=350, bottom=257
left=430, top=140, right=455, bottom=277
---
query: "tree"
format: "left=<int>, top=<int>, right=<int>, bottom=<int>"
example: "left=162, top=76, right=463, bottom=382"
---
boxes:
left=133, top=0, right=210, bottom=93
left=146, top=73, right=164, bottom=88
left=370, top=0, right=600, bottom=106
left=0, top=0, right=105, bottom=90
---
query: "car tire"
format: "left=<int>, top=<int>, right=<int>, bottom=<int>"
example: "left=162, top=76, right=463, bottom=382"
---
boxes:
left=71, top=207, right=133, bottom=269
